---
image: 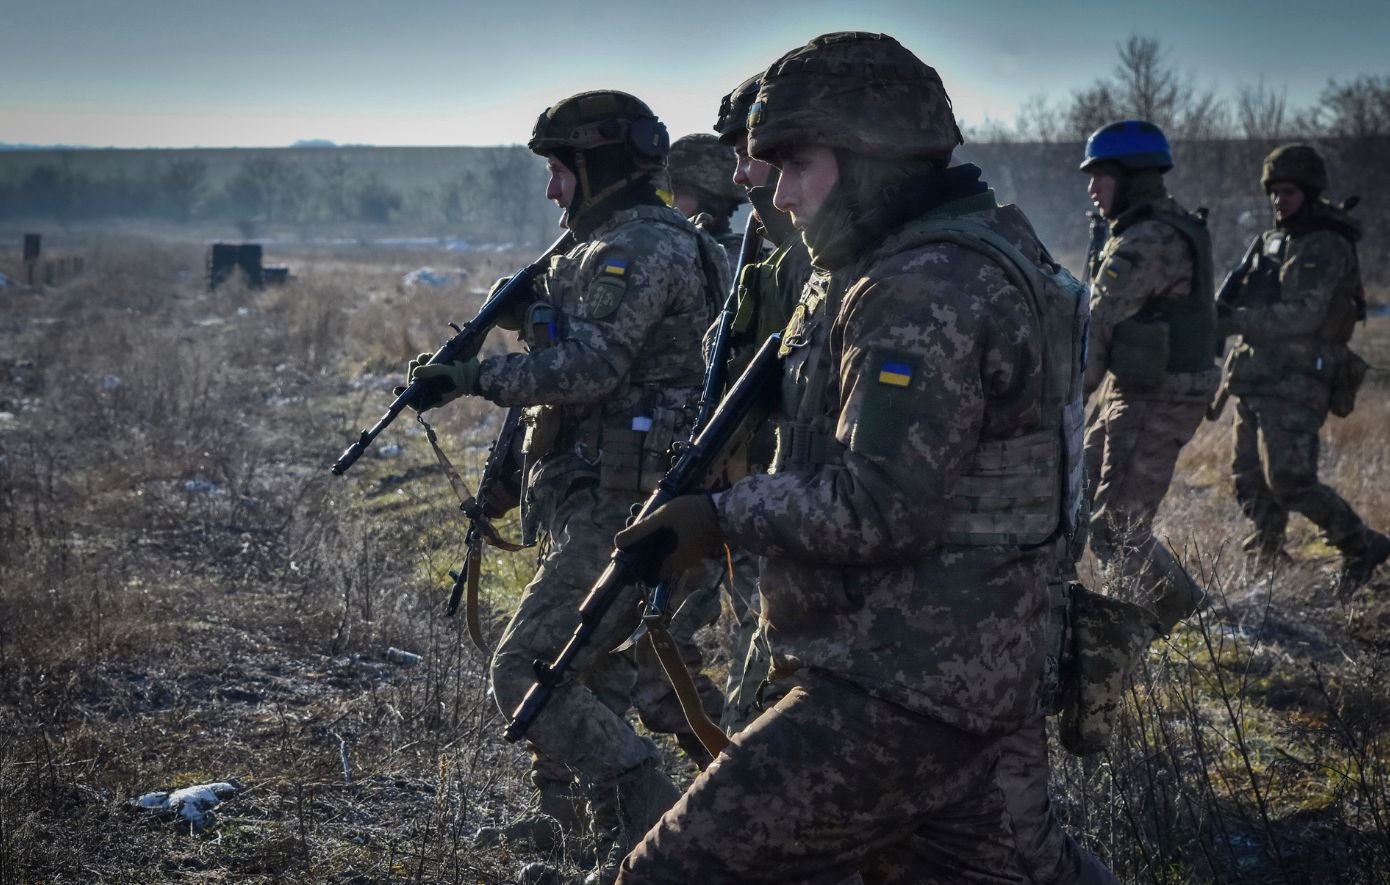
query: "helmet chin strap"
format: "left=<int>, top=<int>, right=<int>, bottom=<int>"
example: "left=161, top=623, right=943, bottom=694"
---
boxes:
left=569, top=150, right=647, bottom=224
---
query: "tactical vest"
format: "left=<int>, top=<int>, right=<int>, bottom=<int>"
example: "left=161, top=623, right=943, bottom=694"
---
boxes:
left=526, top=205, right=725, bottom=496
left=1110, top=209, right=1217, bottom=376
left=773, top=216, right=1089, bottom=548
left=1240, top=225, right=1363, bottom=346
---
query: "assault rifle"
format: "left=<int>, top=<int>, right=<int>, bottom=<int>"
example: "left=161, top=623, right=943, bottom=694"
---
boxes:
left=692, top=213, right=765, bottom=434
left=504, top=331, right=783, bottom=744
left=330, top=232, right=575, bottom=476
left=1217, top=234, right=1262, bottom=307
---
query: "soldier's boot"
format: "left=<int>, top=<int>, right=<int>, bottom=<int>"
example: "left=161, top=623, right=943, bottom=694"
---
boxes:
left=475, top=774, right=586, bottom=855
left=1336, top=528, right=1390, bottom=594
left=1241, top=525, right=1291, bottom=572
left=583, top=759, right=682, bottom=885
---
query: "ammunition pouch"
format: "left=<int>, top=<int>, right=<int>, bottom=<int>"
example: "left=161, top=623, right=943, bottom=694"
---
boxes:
left=1059, top=585, right=1157, bottom=756
left=1329, top=347, right=1369, bottom=418
left=944, top=431, right=1060, bottom=547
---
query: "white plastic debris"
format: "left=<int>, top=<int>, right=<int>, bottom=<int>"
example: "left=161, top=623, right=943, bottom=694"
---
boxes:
left=100, top=374, right=123, bottom=391
left=377, top=443, right=403, bottom=458
left=184, top=479, right=228, bottom=497
left=401, top=267, right=457, bottom=287
left=385, top=647, right=422, bottom=666
left=136, top=781, right=239, bottom=826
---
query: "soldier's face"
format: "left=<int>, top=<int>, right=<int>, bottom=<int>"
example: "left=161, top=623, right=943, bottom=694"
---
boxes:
left=1087, top=173, right=1117, bottom=217
left=1268, top=182, right=1305, bottom=221
left=773, top=145, right=839, bottom=229
left=545, top=154, right=577, bottom=216
left=732, top=132, right=773, bottom=191
left=672, top=188, right=701, bottom=218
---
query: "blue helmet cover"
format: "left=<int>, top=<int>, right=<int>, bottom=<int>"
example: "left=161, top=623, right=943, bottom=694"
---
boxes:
left=1081, top=120, right=1173, bottom=172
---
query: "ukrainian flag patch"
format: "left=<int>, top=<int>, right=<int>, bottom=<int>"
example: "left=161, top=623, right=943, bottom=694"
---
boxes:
left=877, top=361, right=913, bottom=387
left=604, top=259, right=627, bottom=276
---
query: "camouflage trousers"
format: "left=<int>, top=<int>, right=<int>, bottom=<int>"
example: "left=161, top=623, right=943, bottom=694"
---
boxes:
left=1232, top=395, right=1364, bottom=547
left=1083, top=386, right=1208, bottom=606
left=616, top=672, right=1027, bottom=885
left=997, top=716, right=1118, bottom=885
left=491, top=482, right=658, bottom=784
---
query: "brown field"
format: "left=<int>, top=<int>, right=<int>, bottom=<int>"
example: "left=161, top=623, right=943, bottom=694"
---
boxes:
left=0, top=231, right=1388, bottom=884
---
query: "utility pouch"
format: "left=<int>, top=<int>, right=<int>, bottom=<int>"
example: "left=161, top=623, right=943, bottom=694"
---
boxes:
left=523, top=302, right=560, bottom=351
left=1109, top=318, right=1170, bottom=390
left=521, top=406, right=562, bottom=459
left=1059, top=585, right=1156, bottom=756
left=599, top=407, right=681, bottom=493
left=1329, top=348, right=1369, bottom=418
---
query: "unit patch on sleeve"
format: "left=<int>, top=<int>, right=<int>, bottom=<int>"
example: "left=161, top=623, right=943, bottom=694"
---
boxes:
left=585, top=257, right=629, bottom=320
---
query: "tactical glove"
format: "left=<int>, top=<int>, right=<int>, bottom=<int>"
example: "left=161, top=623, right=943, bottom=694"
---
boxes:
left=396, top=352, right=480, bottom=411
left=614, top=493, right=724, bottom=585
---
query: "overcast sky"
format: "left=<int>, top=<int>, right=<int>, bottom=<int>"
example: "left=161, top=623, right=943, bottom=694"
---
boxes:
left=3, top=0, right=1387, bottom=148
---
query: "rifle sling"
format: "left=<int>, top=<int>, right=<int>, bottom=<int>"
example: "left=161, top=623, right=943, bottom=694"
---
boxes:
left=419, top=416, right=526, bottom=656
left=641, top=616, right=731, bottom=758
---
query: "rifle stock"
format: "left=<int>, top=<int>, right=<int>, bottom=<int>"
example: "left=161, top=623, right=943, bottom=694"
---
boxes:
left=504, top=332, right=783, bottom=743
left=331, top=232, right=574, bottom=476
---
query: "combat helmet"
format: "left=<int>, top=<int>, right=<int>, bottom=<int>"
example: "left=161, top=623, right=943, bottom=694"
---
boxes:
left=668, top=134, right=747, bottom=213
left=1261, top=143, right=1328, bottom=194
left=1080, top=121, right=1173, bottom=173
left=714, top=74, right=761, bottom=145
left=529, top=90, right=671, bottom=218
left=746, top=32, right=964, bottom=162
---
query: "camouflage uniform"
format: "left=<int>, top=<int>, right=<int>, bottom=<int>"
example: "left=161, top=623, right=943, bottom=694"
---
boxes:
left=1083, top=193, right=1219, bottom=610
left=472, top=92, right=729, bottom=872
left=1225, top=146, right=1383, bottom=573
left=618, top=33, right=1087, bottom=884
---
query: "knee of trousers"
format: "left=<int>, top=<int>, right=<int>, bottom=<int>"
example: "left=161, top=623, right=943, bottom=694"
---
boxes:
left=1264, top=468, right=1322, bottom=509
left=490, top=643, right=544, bottom=721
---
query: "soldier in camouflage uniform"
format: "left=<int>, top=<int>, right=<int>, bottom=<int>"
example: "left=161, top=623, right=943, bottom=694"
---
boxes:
left=406, top=90, right=729, bottom=882
left=611, top=33, right=1098, bottom=883
left=1079, top=120, right=1215, bottom=621
left=668, top=133, right=747, bottom=272
left=1220, top=143, right=1390, bottom=589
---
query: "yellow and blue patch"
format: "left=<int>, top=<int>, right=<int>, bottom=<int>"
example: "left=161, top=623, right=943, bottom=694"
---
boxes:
left=604, top=259, right=627, bottom=276
left=877, top=360, right=913, bottom=387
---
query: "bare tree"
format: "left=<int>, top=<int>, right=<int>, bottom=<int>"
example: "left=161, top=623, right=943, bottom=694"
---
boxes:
left=1236, top=77, right=1288, bottom=140
left=160, top=156, right=207, bottom=222
left=1304, top=75, right=1390, bottom=138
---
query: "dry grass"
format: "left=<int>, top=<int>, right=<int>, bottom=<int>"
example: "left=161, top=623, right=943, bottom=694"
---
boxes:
left=1, top=233, right=1388, bottom=884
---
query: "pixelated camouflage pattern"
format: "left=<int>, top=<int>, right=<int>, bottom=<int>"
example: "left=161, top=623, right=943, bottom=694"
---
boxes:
left=1082, top=196, right=1217, bottom=616
left=714, top=74, right=762, bottom=143
left=529, top=90, right=661, bottom=162
left=997, top=715, right=1121, bottom=885
left=1084, top=196, right=1220, bottom=399
left=482, top=205, right=722, bottom=789
left=617, top=674, right=1026, bottom=885
left=668, top=134, right=746, bottom=208
left=1059, top=586, right=1156, bottom=756
left=747, top=32, right=963, bottom=163
left=1232, top=395, right=1367, bottom=547
left=1261, top=143, right=1329, bottom=193
left=715, top=197, right=1066, bottom=736
left=1084, top=379, right=1210, bottom=617
left=1226, top=218, right=1361, bottom=412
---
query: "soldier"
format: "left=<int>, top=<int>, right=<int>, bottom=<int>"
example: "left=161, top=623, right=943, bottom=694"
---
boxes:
left=706, top=72, right=814, bottom=734
left=611, top=32, right=1095, bottom=883
left=667, top=133, right=747, bottom=272
left=1079, top=120, right=1214, bottom=622
left=1220, top=143, right=1390, bottom=589
left=405, top=90, right=729, bottom=881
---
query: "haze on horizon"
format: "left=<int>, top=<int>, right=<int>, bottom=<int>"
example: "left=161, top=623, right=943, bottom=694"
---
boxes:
left=4, top=0, right=1387, bottom=149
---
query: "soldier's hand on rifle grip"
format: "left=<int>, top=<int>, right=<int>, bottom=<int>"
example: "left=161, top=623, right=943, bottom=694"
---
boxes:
left=615, top=492, right=724, bottom=585
left=396, top=353, right=480, bottom=412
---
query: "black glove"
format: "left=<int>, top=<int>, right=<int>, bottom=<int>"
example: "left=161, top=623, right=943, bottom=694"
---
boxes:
left=615, top=493, right=724, bottom=585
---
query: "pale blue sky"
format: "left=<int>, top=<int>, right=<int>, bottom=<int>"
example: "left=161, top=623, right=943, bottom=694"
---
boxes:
left=2, top=0, right=1386, bottom=147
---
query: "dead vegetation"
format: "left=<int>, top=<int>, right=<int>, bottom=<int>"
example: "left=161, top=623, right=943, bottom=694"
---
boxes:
left=0, top=236, right=1388, bottom=884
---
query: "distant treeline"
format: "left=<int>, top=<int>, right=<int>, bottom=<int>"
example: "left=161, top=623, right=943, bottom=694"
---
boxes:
left=0, top=144, right=557, bottom=246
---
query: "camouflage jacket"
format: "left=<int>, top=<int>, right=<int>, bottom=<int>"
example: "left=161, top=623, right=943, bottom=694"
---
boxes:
left=715, top=194, right=1066, bottom=736
left=1085, top=196, right=1220, bottom=402
left=477, top=205, right=728, bottom=524
left=1226, top=206, right=1363, bottom=410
